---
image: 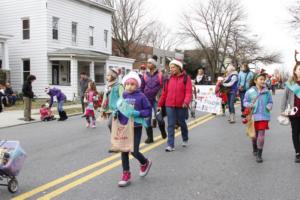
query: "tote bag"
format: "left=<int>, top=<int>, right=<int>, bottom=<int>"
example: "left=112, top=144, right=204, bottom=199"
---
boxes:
left=110, top=117, right=134, bottom=152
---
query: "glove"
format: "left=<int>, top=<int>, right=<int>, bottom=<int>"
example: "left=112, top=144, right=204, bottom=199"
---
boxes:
left=112, top=110, right=118, bottom=119
left=131, top=110, right=140, bottom=117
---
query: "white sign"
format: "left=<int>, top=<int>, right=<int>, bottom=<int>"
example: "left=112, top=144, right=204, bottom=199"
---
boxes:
left=195, top=85, right=222, bottom=114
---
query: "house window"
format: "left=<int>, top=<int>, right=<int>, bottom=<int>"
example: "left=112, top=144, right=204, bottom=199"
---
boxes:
left=22, top=18, right=30, bottom=40
left=52, top=61, right=70, bottom=85
left=89, top=26, right=94, bottom=46
left=72, top=22, right=77, bottom=44
left=52, top=17, right=59, bottom=40
left=23, top=59, right=30, bottom=82
left=104, top=30, right=108, bottom=48
left=0, top=60, right=2, bottom=69
left=95, top=63, right=105, bottom=85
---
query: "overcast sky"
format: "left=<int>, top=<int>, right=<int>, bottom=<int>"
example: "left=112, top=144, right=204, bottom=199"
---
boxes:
left=146, top=0, right=298, bottom=74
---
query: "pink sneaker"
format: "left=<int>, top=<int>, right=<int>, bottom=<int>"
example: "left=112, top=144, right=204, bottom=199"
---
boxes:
left=118, top=171, right=131, bottom=187
left=92, top=121, right=96, bottom=128
left=86, top=122, right=90, bottom=128
left=139, top=160, right=152, bottom=177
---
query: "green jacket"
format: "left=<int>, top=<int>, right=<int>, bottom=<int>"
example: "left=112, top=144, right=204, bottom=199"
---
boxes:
left=101, top=83, right=123, bottom=113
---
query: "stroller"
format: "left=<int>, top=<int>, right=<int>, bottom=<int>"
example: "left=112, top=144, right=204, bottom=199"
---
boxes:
left=0, top=140, right=26, bottom=193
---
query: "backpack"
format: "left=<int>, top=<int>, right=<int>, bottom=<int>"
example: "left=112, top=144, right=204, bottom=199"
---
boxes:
left=164, top=73, right=188, bottom=87
left=143, top=71, right=163, bottom=86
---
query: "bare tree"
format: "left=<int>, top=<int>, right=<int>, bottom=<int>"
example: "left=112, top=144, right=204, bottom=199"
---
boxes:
left=103, top=0, right=155, bottom=58
left=146, top=22, right=180, bottom=51
left=182, top=0, right=281, bottom=80
left=228, top=27, right=281, bottom=67
left=288, top=0, right=300, bottom=34
left=182, top=0, right=245, bottom=80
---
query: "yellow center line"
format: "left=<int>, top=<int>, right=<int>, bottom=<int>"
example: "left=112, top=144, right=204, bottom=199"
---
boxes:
left=12, top=114, right=212, bottom=200
left=36, top=115, right=216, bottom=200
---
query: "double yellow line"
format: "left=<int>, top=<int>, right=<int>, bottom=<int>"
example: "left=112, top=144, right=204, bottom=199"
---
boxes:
left=12, top=114, right=215, bottom=200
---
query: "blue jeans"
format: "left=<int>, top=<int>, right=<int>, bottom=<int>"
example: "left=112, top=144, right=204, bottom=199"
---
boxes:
left=227, top=93, right=236, bottom=114
left=121, top=127, right=147, bottom=171
left=166, top=107, right=189, bottom=148
left=239, top=91, right=246, bottom=112
left=57, top=101, right=64, bottom=112
left=8, top=95, right=17, bottom=105
left=146, top=101, right=157, bottom=127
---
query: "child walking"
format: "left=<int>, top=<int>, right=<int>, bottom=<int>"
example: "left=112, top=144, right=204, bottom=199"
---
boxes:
left=84, top=81, right=98, bottom=128
left=244, top=73, right=273, bottom=163
left=215, top=76, right=227, bottom=116
left=116, top=71, right=152, bottom=187
left=100, top=68, right=123, bottom=153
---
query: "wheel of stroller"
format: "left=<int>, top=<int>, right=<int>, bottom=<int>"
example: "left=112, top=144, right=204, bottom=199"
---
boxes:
left=8, top=178, right=18, bottom=193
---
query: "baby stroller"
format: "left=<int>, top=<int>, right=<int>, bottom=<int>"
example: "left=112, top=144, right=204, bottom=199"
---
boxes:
left=0, top=140, right=26, bottom=193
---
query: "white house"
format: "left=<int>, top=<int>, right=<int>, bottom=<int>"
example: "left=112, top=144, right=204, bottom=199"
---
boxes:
left=0, top=0, right=133, bottom=100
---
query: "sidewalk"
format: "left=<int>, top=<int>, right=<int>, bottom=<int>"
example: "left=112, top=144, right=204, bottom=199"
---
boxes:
left=0, top=104, right=82, bottom=129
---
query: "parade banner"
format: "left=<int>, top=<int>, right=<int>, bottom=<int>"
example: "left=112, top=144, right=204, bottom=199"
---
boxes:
left=195, top=85, right=222, bottom=114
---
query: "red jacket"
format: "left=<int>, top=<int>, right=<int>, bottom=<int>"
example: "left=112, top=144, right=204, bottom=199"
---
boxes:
left=158, top=72, right=192, bottom=108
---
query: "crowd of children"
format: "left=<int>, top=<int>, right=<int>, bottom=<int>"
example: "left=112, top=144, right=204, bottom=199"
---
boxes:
left=31, top=51, right=300, bottom=187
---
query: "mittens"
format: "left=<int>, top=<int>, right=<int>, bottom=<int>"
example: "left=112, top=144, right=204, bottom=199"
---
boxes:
left=131, top=110, right=140, bottom=117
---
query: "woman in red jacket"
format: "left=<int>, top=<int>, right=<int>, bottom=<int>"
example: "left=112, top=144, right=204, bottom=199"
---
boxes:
left=158, top=60, right=192, bottom=152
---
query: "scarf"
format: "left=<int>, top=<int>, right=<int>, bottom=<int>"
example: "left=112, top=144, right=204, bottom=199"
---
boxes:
left=286, top=81, right=300, bottom=99
left=116, top=98, right=148, bottom=128
left=102, top=80, right=118, bottom=111
left=196, top=75, right=203, bottom=83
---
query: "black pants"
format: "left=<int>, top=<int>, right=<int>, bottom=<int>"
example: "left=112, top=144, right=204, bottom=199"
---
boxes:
left=290, top=117, right=300, bottom=153
left=81, top=96, right=85, bottom=114
left=121, top=127, right=147, bottom=171
left=0, top=97, right=2, bottom=112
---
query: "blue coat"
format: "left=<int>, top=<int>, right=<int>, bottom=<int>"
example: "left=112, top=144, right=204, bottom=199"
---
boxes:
left=238, top=71, right=254, bottom=91
left=243, top=86, right=273, bottom=121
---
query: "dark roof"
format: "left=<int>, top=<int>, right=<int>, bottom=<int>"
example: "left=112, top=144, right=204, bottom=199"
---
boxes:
left=48, top=48, right=109, bottom=59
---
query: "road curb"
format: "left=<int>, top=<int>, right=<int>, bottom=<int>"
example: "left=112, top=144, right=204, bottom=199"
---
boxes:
left=0, top=112, right=83, bottom=130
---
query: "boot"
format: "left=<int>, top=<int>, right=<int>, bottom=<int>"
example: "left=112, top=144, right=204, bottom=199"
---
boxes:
left=252, top=143, right=258, bottom=156
left=145, top=127, right=154, bottom=144
left=229, top=113, right=236, bottom=124
left=159, top=124, right=167, bottom=139
left=57, top=111, right=63, bottom=121
left=61, top=111, right=68, bottom=121
left=256, top=149, right=263, bottom=163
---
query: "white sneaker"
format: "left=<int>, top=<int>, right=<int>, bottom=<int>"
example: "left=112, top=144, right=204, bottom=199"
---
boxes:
left=92, top=124, right=96, bottom=128
left=182, top=141, right=188, bottom=147
left=165, top=146, right=175, bottom=152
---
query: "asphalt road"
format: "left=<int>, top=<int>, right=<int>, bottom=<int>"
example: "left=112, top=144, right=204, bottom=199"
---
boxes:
left=1, top=90, right=300, bottom=200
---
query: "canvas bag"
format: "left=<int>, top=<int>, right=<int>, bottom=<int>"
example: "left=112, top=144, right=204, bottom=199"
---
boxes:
left=246, top=115, right=256, bottom=138
left=110, top=117, right=134, bottom=152
left=245, top=94, right=261, bottom=139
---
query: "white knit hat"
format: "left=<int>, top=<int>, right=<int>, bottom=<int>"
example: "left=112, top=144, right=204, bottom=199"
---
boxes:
left=122, top=71, right=142, bottom=88
left=169, top=60, right=183, bottom=69
left=108, top=68, right=119, bottom=79
left=147, top=58, right=157, bottom=67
